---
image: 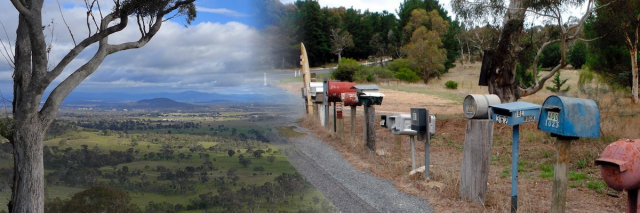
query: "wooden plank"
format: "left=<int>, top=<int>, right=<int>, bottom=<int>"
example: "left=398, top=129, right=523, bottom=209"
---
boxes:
left=363, top=105, right=376, bottom=151
left=551, top=139, right=571, bottom=213
left=459, top=119, right=493, bottom=203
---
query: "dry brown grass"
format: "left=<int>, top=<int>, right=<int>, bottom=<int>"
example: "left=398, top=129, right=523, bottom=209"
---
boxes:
left=288, top=61, right=637, bottom=212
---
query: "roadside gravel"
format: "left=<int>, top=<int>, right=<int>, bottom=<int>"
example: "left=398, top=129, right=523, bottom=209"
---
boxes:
left=272, top=124, right=432, bottom=213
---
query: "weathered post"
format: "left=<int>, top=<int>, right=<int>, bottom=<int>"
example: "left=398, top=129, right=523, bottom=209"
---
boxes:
left=342, top=92, right=359, bottom=139
left=489, top=101, right=541, bottom=212
left=363, top=105, right=376, bottom=150
left=537, top=95, right=600, bottom=213
left=459, top=94, right=501, bottom=203
left=352, top=85, right=384, bottom=151
left=350, top=106, right=356, bottom=138
left=323, top=77, right=330, bottom=130
left=336, top=102, right=344, bottom=138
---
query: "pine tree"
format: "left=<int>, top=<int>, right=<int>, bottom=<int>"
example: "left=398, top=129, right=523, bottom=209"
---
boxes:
left=546, top=71, right=571, bottom=93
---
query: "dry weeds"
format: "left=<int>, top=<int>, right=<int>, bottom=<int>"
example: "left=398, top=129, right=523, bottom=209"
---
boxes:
left=290, top=62, right=638, bottom=212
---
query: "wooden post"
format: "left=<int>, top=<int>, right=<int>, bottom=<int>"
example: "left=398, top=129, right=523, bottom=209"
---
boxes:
left=460, top=119, right=493, bottom=203
left=551, top=139, right=572, bottom=213
left=336, top=102, right=344, bottom=138
left=350, top=106, right=356, bottom=139
left=395, top=135, right=402, bottom=160
left=323, top=78, right=330, bottom=130
left=363, top=105, right=376, bottom=151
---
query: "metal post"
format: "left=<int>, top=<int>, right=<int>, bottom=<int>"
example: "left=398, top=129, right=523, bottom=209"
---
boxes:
left=410, top=135, right=416, bottom=170
left=511, top=125, right=520, bottom=213
left=628, top=189, right=638, bottom=213
left=424, top=109, right=430, bottom=181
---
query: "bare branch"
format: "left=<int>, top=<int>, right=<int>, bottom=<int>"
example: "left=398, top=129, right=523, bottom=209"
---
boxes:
left=10, top=0, right=31, bottom=18
left=0, top=21, right=14, bottom=57
left=57, top=0, right=76, bottom=46
left=46, top=13, right=126, bottom=84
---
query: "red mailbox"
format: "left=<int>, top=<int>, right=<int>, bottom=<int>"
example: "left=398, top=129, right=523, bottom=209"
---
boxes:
left=327, top=82, right=356, bottom=102
left=595, top=139, right=640, bottom=213
left=341, top=92, right=359, bottom=106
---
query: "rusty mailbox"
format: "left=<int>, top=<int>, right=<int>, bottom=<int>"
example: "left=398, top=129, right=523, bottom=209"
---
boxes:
left=596, top=139, right=640, bottom=213
left=327, top=82, right=356, bottom=102
left=341, top=92, right=359, bottom=106
left=538, top=95, right=600, bottom=138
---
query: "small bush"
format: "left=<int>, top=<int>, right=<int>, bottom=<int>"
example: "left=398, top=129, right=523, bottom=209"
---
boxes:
left=332, top=58, right=360, bottom=82
left=394, top=68, right=420, bottom=83
left=353, top=66, right=394, bottom=82
left=445, top=80, right=458, bottom=89
left=386, top=58, right=414, bottom=72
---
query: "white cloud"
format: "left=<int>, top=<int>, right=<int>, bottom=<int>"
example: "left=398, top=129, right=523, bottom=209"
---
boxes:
left=198, top=6, right=250, bottom=17
left=0, top=1, right=265, bottom=94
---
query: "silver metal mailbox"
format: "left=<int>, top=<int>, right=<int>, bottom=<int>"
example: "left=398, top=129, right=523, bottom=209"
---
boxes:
left=463, top=94, right=501, bottom=119
left=391, top=114, right=416, bottom=136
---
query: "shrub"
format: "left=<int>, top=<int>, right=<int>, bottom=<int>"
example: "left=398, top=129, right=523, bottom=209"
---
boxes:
left=445, top=80, right=458, bottom=89
left=353, top=66, right=394, bottom=82
left=568, top=40, right=587, bottom=69
left=394, top=68, right=421, bottom=83
left=331, top=58, right=360, bottom=82
left=539, top=43, right=561, bottom=68
left=386, top=58, right=415, bottom=72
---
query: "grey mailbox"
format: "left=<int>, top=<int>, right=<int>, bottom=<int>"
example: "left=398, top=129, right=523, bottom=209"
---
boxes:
left=391, top=114, right=417, bottom=136
left=301, top=87, right=307, bottom=99
left=410, top=108, right=436, bottom=141
left=463, top=94, right=501, bottom=119
left=352, top=85, right=384, bottom=106
left=380, top=115, right=387, bottom=127
left=385, top=114, right=398, bottom=130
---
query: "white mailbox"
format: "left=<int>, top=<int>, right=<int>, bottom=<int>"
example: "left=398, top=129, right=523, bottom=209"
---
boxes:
left=391, top=114, right=417, bottom=136
left=309, top=82, right=323, bottom=98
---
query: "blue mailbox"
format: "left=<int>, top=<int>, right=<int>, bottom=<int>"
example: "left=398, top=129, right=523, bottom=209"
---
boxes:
left=537, top=95, right=600, bottom=138
left=490, top=101, right=541, bottom=126
left=489, top=101, right=540, bottom=212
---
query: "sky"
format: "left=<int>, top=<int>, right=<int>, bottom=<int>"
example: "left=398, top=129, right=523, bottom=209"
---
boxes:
left=0, top=0, right=590, bottom=98
left=0, top=0, right=270, bottom=96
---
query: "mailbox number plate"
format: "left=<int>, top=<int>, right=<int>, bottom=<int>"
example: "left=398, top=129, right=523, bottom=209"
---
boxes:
left=496, top=115, right=508, bottom=124
left=524, top=115, right=535, bottom=123
left=545, top=111, right=560, bottom=128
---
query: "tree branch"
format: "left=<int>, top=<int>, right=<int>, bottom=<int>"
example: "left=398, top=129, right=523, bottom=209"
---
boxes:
left=56, top=0, right=76, bottom=46
left=45, top=13, right=125, bottom=84
left=10, top=0, right=32, bottom=19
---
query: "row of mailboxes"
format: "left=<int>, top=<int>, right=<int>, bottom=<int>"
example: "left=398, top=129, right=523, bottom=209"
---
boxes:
left=327, top=82, right=356, bottom=102
left=464, top=94, right=601, bottom=139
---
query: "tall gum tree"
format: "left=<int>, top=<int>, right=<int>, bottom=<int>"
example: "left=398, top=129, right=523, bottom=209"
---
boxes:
left=2, top=0, right=196, bottom=212
left=453, top=0, right=602, bottom=102
left=592, top=0, right=640, bottom=103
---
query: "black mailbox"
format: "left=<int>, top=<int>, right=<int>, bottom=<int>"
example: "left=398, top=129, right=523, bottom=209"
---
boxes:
left=380, top=115, right=387, bottom=127
left=411, top=108, right=428, bottom=141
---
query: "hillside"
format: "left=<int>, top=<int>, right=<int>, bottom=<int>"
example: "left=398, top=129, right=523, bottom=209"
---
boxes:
left=128, top=98, right=196, bottom=109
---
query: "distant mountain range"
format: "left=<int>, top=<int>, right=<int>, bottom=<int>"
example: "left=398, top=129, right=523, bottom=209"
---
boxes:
left=127, top=98, right=197, bottom=109
left=57, top=90, right=289, bottom=104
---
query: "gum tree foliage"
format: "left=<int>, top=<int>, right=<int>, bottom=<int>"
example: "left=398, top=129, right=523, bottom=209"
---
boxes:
left=330, top=28, right=354, bottom=62
left=401, top=9, right=448, bottom=83
left=453, top=0, right=600, bottom=102
left=397, top=0, right=462, bottom=72
left=588, top=0, right=640, bottom=103
left=2, top=0, right=196, bottom=212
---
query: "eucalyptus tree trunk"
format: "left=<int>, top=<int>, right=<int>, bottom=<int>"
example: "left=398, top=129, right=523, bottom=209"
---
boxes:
left=7, top=0, right=196, bottom=212
left=631, top=47, right=638, bottom=103
left=486, top=0, right=528, bottom=103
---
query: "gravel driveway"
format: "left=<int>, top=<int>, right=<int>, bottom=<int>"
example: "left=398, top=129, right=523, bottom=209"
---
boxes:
left=272, top=125, right=433, bottom=213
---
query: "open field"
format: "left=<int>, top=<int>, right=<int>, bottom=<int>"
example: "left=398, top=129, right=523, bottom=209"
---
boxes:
left=285, top=61, right=638, bottom=212
left=0, top=112, right=333, bottom=212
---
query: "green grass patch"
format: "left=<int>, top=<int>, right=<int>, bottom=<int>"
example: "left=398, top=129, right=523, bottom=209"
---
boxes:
left=276, top=126, right=306, bottom=138
left=568, top=171, right=589, bottom=181
left=586, top=180, right=607, bottom=194
left=539, top=163, right=553, bottom=179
